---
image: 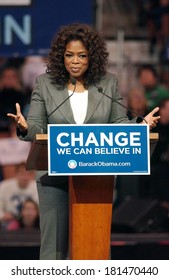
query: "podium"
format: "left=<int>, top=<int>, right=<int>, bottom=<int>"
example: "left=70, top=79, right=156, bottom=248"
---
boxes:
left=26, top=132, right=158, bottom=260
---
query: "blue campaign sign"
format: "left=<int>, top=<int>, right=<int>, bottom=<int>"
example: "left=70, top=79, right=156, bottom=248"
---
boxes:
left=48, top=124, right=150, bottom=176
left=0, top=0, right=93, bottom=56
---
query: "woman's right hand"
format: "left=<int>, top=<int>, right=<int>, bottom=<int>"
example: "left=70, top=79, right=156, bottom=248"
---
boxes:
left=7, top=103, right=28, bottom=133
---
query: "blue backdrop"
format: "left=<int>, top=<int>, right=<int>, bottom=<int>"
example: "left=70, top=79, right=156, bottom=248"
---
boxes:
left=0, top=0, right=93, bottom=56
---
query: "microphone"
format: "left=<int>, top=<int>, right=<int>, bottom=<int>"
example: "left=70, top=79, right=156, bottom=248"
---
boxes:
left=97, top=86, right=148, bottom=123
left=48, top=77, right=76, bottom=118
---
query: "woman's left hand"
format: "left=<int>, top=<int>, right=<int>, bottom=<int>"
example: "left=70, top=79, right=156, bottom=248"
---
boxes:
left=143, top=107, right=160, bottom=130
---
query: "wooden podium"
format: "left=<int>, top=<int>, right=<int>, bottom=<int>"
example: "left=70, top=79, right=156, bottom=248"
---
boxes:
left=26, top=133, right=158, bottom=260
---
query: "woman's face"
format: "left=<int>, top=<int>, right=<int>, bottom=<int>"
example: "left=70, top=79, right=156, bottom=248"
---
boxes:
left=64, top=40, right=89, bottom=80
left=1, top=69, right=20, bottom=89
left=21, top=201, right=39, bottom=227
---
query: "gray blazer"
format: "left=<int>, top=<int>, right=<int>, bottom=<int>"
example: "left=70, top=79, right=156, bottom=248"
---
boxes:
left=19, top=72, right=138, bottom=184
left=19, top=72, right=136, bottom=142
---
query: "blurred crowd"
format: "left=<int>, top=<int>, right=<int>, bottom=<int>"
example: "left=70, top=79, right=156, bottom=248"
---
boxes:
left=138, top=0, right=169, bottom=90
left=0, top=56, right=46, bottom=233
left=139, top=0, right=169, bottom=60
left=117, top=0, right=169, bottom=220
left=115, top=64, right=169, bottom=224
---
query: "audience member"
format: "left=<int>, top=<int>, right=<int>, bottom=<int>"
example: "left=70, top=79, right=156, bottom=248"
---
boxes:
left=0, top=67, right=26, bottom=128
left=0, top=122, right=31, bottom=179
left=115, top=87, right=149, bottom=207
left=139, top=98, right=169, bottom=207
left=0, top=57, right=9, bottom=72
left=21, top=56, right=46, bottom=90
left=137, top=65, right=169, bottom=111
left=159, top=0, right=169, bottom=63
left=0, top=162, right=38, bottom=230
left=116, top=83, right=168, bottom=208
left=0, top=66, right=23, bottom=93
left=127, top=87, right=149, bottom=119
left=19, top=199, right=39, bottom=229
left=152, top=97, right=169, bottom=163
left=7, top=199, right=39, bottom=231
left=20, top=56, right=46, bottom=117
left=145, top=0, right=169, bottom=59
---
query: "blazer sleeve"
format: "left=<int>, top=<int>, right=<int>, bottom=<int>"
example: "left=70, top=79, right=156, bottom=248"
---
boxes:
left=18, top=76, right=48, bottom=142
left=108, top=75, right=137, bottom=124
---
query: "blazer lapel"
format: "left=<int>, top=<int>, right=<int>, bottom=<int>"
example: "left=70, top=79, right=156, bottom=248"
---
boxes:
left=83, top=85, right=100, bottom=123
left=48, top=85, right=76, bottom=123
left=49, top=84, right=104, bottom=124
left=84, top=81, right=106, bottom=123
left=47, top=77, right=106, bottom=124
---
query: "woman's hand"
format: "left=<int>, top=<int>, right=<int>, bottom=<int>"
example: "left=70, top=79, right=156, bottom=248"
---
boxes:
left=7, top=103, right=28, bottom=133
left=143, top=107, right=160, bottom=130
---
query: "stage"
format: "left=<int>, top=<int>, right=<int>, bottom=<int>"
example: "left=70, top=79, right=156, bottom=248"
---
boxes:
left=0, top=229, right=169, bottom=260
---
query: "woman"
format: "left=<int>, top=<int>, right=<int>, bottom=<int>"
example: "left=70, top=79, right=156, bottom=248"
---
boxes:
left=18, top=199, right=39, bottom=229
left=7, top=23, right=160, bottom=260
left=6, top=199, right=39, bottom=231
left=127, top=87, right=149, bottom=120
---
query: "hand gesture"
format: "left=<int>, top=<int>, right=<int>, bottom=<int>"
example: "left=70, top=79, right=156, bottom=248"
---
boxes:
left=143, top=107, right=160, bottom=130
left=7, top=103, right=28, bottom=133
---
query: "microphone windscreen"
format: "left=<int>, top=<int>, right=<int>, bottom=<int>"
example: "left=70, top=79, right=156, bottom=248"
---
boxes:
left=98, top=87, right=103, bottom=93
left=70, top=77, right=76, bottom=85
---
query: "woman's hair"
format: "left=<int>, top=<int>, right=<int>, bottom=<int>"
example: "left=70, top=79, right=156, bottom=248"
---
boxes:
left=46, top=23, right=109, bottom=87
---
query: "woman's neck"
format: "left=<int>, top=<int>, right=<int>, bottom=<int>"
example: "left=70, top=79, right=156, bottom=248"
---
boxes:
left=68, top=79, right=86, bottom=92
